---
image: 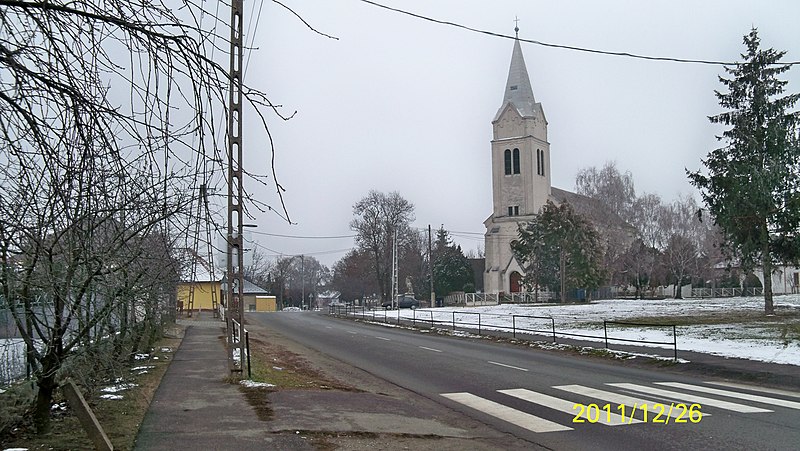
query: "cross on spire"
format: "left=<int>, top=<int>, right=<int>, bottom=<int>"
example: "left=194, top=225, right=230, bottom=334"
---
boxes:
left=514, top=16, right=520, bottom=38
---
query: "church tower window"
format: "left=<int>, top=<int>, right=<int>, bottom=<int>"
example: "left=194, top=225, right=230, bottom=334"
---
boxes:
left=504, top=149, right=512, bottom=175
left=536, top=149, right=546, bottom=176
left=512, top=148, right=520, bottom=174
left=540, top=150, right=546, bottom=177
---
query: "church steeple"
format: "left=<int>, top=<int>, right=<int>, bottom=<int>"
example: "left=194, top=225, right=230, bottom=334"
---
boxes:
left=484, top=22, right=552, bottom=296
left=498, top=37, right=537, bottom=119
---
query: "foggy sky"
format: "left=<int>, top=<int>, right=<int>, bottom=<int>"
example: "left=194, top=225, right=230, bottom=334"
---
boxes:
left=232, top=0, right=800, bottom=267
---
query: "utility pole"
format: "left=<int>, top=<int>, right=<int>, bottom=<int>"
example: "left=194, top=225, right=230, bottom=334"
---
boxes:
left=429, top=224, right=435, bottom=308
left=225, top=0, right=246, bottom=376
left=391, top=230, right=398, bottom=309
left=300, top=255, right=305, bottom=310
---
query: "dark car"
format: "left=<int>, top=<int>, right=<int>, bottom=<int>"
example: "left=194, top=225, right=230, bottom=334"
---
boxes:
left=381, top=295, right=420, bottom=310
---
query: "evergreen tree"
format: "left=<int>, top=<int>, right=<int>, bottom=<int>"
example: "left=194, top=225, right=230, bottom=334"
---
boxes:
left=688, top=29, right=800, bottom=315
left=512, top=201, right=605, bottom=302
left=430, top=227, right=474, bottom=296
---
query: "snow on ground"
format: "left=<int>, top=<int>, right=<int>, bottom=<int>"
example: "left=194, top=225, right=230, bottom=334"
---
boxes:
left=240, top=380, right=275, bottom=388
left=375, top=295, right=800, bottom=366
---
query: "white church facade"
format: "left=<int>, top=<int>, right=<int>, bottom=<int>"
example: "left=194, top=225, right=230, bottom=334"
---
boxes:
left=483, top=35, right=616, bottom=294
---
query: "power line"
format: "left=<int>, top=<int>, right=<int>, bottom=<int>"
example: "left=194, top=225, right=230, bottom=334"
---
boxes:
left=356, top=0, right=800, bottom=67
left=252, top=241, right=354, bottom=258
left=250, top=230, right=357, bottom=239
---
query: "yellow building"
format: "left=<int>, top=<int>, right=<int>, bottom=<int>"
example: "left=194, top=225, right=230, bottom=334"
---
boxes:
left=179, top=275, right=276, bottom=313
left=177, top=280, right=221, bottom=312
left=251, top=295, right=277, bottom=312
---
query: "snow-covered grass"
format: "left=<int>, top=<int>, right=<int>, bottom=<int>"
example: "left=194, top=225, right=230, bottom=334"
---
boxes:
left=355, top=295, right=800, bottom=365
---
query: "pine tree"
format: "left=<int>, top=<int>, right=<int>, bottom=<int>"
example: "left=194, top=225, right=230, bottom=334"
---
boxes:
left=511, top=201, right=605, bottom=302
left=430, top=227, right=474, bottom=296
left=688, top=28, right=800, bottom=315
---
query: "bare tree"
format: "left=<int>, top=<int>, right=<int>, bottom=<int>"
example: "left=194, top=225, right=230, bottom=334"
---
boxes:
left=627, top=193, right=669, bottom=296
left=283, top=256, right=328, bottom=309
left=659, top=195, right=707, bottom=298
left=575, top=161, right=636, bottom=218
left=0, top=0, right=287, bottom=432
left=350, top=191, right=415, bottom=303
left=331, top=249, right=379, bottom=304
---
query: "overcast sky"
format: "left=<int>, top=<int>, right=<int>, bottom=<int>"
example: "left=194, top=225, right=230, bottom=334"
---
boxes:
left=229, top=0, right=800, bottom=268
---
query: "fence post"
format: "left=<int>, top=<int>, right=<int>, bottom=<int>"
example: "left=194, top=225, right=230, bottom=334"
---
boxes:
left=603, top=320, right=609, bottom=349
left=412, top=308, right=416, bottom=327
left=397, top=307, right=400, bottom=325
left=551, top=318, right=556, bottom=343
left=452, top=311, right=456, bottom=331
left=478, top=313, right=481, bottom=336
left=430, top=311, right=434, bottom=328
left=512, top=315, right=516, bottom=339
left=245, top=331, right=251, bottom=379
left=673, top=325, right=677, bottom=361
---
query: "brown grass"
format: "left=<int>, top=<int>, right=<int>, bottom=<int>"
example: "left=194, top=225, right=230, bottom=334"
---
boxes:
left=2, top=335, right=181, bottom=451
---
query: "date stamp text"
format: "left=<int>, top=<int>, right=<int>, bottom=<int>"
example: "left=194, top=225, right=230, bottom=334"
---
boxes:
left=572, top=402, right=703, bottom=424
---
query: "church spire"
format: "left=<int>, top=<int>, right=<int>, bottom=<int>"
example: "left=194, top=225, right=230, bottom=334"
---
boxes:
left=499, top=27, right=537, bottom=118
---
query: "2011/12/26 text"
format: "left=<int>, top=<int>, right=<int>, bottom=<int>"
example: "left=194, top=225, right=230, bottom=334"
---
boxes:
left=572, top=403, right=703, bottom=424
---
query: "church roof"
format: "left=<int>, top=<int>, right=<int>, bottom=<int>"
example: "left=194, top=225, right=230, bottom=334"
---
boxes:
left=550, top=187, right=634, bottom=233
left=496, top=38, right=538, bottom=120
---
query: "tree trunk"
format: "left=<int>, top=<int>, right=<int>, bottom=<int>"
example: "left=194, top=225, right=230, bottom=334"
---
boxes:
left=762, top=250, right=774, bottom=315
left=559, top=249, right=566, bottom=303
left=33, top=352, right=59, bottom=433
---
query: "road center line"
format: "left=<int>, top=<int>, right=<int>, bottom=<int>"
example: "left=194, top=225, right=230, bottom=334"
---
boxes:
left=419, top=346, right=442, bottom=353
left=375, top=336, right=391, bottom=341
left=347, top=331, right=357, bottom=334
left=488, top=361, right=528, bottom=372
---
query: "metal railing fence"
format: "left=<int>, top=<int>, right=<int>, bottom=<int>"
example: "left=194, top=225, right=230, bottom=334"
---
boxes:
left=328, top=304, right=679, bottom=361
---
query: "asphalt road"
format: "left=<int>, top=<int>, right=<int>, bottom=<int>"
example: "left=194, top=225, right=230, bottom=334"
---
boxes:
left=248, top=311, right=800, bottom=450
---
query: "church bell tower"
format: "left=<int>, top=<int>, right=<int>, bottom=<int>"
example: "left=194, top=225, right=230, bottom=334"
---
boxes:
left=483, top=28, right=552, bottom=294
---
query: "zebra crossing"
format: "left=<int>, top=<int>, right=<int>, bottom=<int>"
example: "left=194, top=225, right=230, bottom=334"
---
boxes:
left=441, top=380, right=800, bottom=434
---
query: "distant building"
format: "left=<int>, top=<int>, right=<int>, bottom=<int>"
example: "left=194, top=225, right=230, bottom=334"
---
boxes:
left=220, top=276, right=276, bottom=312
left=178, top=252, right=276, bottom=312
left=483, top=31, right=632, bottom=294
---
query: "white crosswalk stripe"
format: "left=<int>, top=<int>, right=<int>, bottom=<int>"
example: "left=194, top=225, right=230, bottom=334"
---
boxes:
left=441, top=380, right=786, bottom=434
left=706, top=381, right=800, bottom=399
left=607, top=383, right=772, bottom=413
left=500, top=388, right=641, bottom=426
left=441, top=392, right=572, bottom=433
left=552, top=384, right=711, bottom=418
left=655, top=382, right=800, bottom=410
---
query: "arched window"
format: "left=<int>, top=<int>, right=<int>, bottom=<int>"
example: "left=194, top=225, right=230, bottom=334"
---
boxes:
left=536, top=149, right=546, bottom=176
left=512, top=148, right=520, bottom=174
left=536, top=149, right=541, bottom=175
left=504, top=149, right=512, bottom=175
left=540, top=150, right=545, bottom=177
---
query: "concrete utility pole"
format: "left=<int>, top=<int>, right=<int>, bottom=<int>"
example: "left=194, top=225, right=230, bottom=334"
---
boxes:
left=429, top=224, right=435, bottom=308
left=391, top=230, right=398, bottom=309
left=225, top=0, right=246, bottom=376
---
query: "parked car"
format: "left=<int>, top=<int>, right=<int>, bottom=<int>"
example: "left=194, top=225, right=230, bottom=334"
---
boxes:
left=381, top=295, right=420, bottom=310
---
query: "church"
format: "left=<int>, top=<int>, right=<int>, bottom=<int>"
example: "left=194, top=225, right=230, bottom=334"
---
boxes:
left=483, top=31, right=621, bottom=295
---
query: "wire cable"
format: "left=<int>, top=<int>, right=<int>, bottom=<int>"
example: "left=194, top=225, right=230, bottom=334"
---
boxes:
left=356, top=0, right=800, bottom=67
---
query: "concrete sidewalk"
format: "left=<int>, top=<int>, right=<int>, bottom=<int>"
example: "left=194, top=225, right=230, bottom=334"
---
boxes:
left=134, top=314, right=313, bottom=450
